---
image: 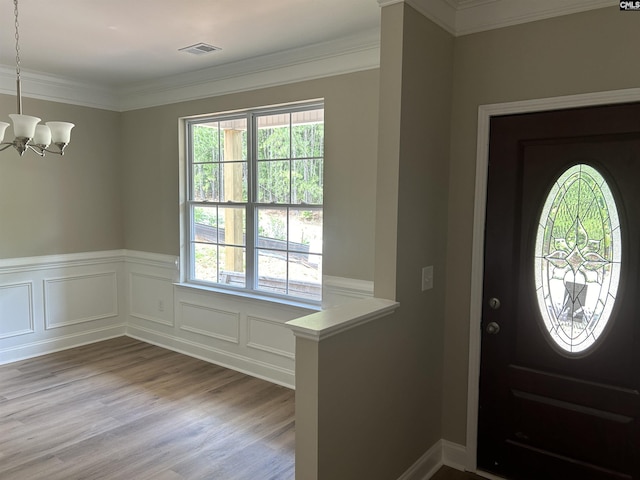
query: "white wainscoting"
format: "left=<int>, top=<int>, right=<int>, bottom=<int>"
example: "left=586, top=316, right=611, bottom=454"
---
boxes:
left=124, top=248, right=312, bottom=388
left=125, top=251, right=374, bottom=388
left=0, top=249, right=374, bottom=387
left=0, top=281, right=34, bottom=339
left=0, top=251, right=126, bottom=364
left=44, top=272, right=119, bottom=329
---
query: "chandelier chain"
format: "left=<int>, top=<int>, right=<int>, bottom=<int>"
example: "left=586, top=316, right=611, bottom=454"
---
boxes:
left=14, top=0, right=20, bottom=78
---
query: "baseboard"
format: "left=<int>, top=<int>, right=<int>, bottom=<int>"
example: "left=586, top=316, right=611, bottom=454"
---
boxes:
left=442, top=440, right=468, bottom=472
left=397, top=441, right=443, bottom=480
left=126, top=324, right=295, bottom=389
left=397, top=440, right=469, bottom=480
left=0, top=324, right=126, bottom=365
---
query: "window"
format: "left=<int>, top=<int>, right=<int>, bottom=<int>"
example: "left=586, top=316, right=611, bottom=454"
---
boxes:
left=185, top=102, right=324, bottom=303
left=534, top=164, right=621, bottom=354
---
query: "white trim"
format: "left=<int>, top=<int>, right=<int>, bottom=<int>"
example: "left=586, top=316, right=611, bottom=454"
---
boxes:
left=383, top=0, right=616, bottom=37
left=0, top=66, right=118, bottom=111
left=442, top=440, right=468, bottom=472
left=386, top=0, right=458, bottom=36
left=124, top=249, right=179, bottom=270
left=395, top=440, right=470, bottom=479
left=454, top=0, right=617, bottom=36
left=0, top=249, right=127, bottom=272
left=396, top=440, right=443, bottom=480
left=286, top=297, right=399, bottom=341
left=118, top=30, right=380, bottom=112
left=465, top=87, right=640, bottom=472
left=0, top=324, right=125, bottom=365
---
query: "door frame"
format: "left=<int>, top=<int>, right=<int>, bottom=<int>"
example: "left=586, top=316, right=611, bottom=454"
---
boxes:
left=465, top=86, right=640, bottom=475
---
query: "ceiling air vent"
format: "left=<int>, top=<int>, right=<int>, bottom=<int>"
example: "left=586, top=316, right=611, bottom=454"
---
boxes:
left=179, top=43, right=221, bottom=55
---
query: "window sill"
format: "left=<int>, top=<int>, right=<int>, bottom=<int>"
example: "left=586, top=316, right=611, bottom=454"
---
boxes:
left=174, top=282, right=322, bottom=312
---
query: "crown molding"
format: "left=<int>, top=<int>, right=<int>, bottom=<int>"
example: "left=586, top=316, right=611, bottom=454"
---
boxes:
left=116, top=28, right=381, bottom=111
left=0, top=66, right=119, bottom=111
left=0, top=29, right=380, bottom=112
left=379, top=0, right=617, bottom=36
left=453, top=0, right=618, bottom=36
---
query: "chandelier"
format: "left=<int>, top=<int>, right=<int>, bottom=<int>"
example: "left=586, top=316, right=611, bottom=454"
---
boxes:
left=0, top=0, right=74, bottom=156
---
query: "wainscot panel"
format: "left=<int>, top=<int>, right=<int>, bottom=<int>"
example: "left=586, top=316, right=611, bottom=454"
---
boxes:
left=247, top=315, right=295, bottom=360
left=179, top=301, right=241, bottom=344
left=44, top=272, right=118, bottom=329
left=0, top=281, right=34, bottom=339
left=0, top=251, right=126, bottom=365
left=129, top=271, right=175, bottom=326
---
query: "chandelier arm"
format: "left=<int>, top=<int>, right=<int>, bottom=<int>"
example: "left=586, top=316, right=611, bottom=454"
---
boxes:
left=0, top=143, right=15, bottom=152
left=40, top=146, right=65, bottom=156
left=25, top=144, right=46, bottom=156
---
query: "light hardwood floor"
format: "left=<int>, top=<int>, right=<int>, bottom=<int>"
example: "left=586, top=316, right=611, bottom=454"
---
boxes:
left=0, top=337, right=295, bottom=480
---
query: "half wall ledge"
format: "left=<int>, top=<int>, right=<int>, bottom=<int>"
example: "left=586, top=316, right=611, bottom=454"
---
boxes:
left=285, top=297, right=400, bottom=342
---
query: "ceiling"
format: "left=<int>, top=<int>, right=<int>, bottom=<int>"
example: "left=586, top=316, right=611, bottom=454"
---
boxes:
left=0, top=0, right=381, bottom=87
left=0, top=0, right=617, bottom=111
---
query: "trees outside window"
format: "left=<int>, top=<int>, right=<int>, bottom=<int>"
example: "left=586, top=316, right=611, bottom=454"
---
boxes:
left=186, top=102, right=324, bottom=302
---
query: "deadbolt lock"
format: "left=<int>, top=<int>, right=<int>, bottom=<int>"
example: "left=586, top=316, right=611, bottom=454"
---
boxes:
left=488, top=297, right=501, bottom=310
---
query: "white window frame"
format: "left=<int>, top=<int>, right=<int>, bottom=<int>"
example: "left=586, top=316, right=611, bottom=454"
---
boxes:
left=182, top=101, right=324, bottom=304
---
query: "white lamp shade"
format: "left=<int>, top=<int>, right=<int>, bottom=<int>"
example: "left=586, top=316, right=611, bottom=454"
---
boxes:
left=9, top=114, right=41, bottom=139
left=46, top=122, right=74, bottom=144
left=0, top=122, right=9, bottom=142
left=34, top=125, right=52, bottom=146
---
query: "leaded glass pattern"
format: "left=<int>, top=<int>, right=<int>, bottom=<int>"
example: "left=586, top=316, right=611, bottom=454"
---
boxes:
left=534, top=164, right=621, bottom=354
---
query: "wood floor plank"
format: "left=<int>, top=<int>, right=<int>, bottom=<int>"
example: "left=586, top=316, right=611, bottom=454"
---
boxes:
left=0, top=337, right=295, bottom=479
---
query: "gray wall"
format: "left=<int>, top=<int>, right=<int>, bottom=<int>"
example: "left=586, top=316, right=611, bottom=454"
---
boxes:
left=120, top=70, right=380, bottom=282
left=0, top=95, right=122, bottom=258
left=344, top=3, right=452, bottom=478
left=443, top=6, right=640, bottom=445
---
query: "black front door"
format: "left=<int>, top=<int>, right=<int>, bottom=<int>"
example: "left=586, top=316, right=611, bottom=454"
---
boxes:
left=478, top=103, right=640, bottom=479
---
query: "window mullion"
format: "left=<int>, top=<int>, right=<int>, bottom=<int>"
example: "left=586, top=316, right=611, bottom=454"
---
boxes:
left=245, top=113, right=257, bottom=291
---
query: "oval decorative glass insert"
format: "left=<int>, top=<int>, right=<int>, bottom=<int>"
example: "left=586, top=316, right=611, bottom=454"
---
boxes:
left=535, top=164, right=621, bottom=354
